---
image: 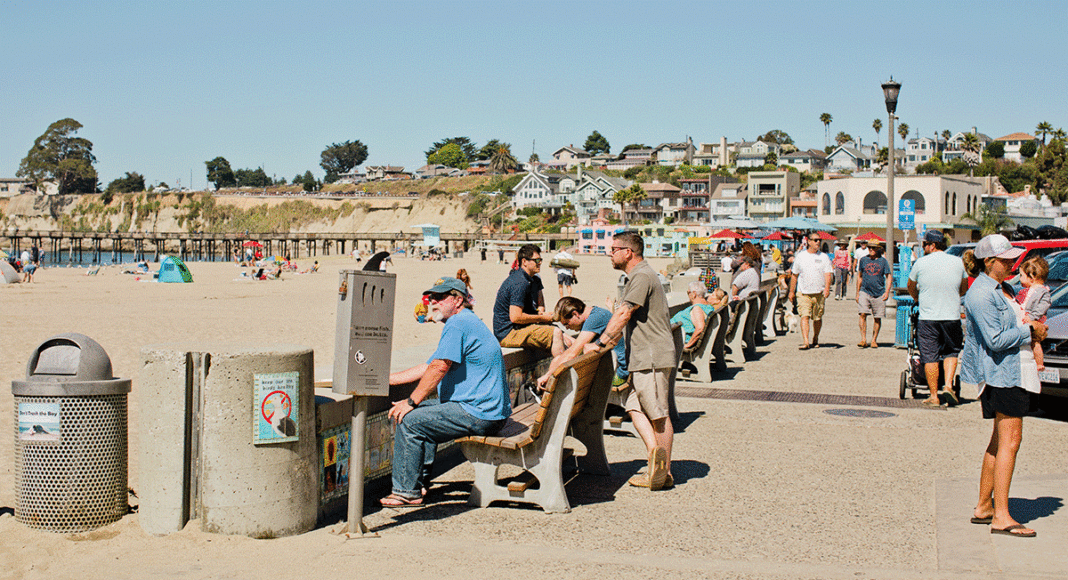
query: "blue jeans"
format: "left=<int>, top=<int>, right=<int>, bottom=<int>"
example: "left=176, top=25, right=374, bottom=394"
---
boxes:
left=392, top=399, right=505, bottom=499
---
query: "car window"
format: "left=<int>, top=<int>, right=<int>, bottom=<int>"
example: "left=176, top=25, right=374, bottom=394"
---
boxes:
left=1048, top=252, right=1068, bottom=281
left=1051, top=283, right=1068, bottom=309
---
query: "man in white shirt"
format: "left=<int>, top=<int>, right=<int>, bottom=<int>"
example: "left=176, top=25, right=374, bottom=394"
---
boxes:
left=789, top=233, right=834, bottom=349
left=552, top=249, right=575, bottom=297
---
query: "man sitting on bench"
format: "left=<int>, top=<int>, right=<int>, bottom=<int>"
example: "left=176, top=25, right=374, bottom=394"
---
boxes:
left=492, top=244, right=555, bottom=350
left=536, top=296, right=628, bottom=389
left=382, top=277, right=511, bottom=507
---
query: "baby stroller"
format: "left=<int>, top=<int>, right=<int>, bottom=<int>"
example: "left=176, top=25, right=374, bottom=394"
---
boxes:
left=900, top=308, right=961, bottom=399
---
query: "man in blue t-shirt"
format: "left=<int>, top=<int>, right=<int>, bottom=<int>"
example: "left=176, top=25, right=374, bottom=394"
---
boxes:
left=492, top=244, right=555, bottom=350
left=537, top=296, right=627, bottom=388
left=382, top=276, right=510, bottom=507
left=855, top=241, right=892, bottom=348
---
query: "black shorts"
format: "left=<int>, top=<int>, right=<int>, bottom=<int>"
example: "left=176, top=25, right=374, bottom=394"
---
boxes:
left=980, top=386, right=1037, bottom=419
left=557, top=273, right=573, bottom=286
left=917, top=319, right=963, bottom=364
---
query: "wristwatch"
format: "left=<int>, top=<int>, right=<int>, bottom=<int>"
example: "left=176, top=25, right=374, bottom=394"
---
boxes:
left=595, top=338, right=606, bottom=348
left=407, top=397, right=417, bottom=407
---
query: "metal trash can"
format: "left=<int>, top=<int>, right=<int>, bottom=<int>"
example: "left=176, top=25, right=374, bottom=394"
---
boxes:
left=894, top=296, right=917, bottom=349
left=12, top=333, right=131, bottom=533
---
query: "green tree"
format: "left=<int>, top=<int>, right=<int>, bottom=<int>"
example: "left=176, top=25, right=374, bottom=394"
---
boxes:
left=820, top=113, right=832, bottom=148
left=877, top=147, right=889, bottom=167
left=961, top=133, right=981, bottom=154
left=613, top=183, right=646, bottom=227
left=1019, top=141, right=1037, bottom=160
left=835, top=131, right=852, bottom=146
left=301, top=170, right=318, bottom=192
left=17, top=117, right=98, bottom=194
left=234, top=167, right=271, bottom=188
left=872, top=119, right=882, bottom=148
left=488, top=143, right=518, bottom=174
left=941, top=130, right=952, bottom=142
left=320, top=140, right=368, bottom=183
left=1034, top=138, right=1067, bottom=202
left=205, top=157, right=236, bottom=189
left=1053, top=128, right=1067, bottom=141
left=106, top=172, right=146, bottom=194
left=528, top=152, right=540, bottom=164
left=897, top=123, right=910, bottom=142
left=757, top=130, right=794, bottom=145
left=584, top=130, right=611, bottom=156
left=425, top=137, right=476, bottom=163
left=985, top=141, right=1005, bottom=159
left=961, top=203, right=1013, bottom=235
left=620, top=143, right=651, bottom=153
left=427, top=142, right=469, bottom=169
left=1036, top=121, right=1054, bottom=145
left=764, top=151, right=778, bottom=167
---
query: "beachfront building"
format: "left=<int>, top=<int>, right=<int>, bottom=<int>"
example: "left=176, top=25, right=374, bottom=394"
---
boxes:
left=365, top=166, right=410, bottom=181
left=0, top=178, right=48, bottom=197
left=826, top=144, right=874, bottom=173
left=568, top=168, right=631, bottom=225
left=789, top=190, right=818, bottom=218
left=548, top=145, right=592, bottom=170
left=709, top=182, right=748, bottom=222
left=779, top=149, right=827, bottom=173
left=576, top=221, right=626, bottom=254
left=653, top=138, right=695, bottom=167
left=693, top=138, right=732, bottom=168
left=604, top=147, right=653, bottom=171
left=943, top=129, right=993, bottom=163
left=747, top=171, right=799, bottom=223
left=995, top=132, right=1040, bottom=163
left=904, top=137, right=946, bottom=172
left=415, top=164, right=462, bottom=179
left=624, top=181, right=679, bottom=224
left=816, top=175, right=983, bottom=244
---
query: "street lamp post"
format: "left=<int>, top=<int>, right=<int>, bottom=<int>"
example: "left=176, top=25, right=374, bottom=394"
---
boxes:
left=882, top=77, right=901, bottom=293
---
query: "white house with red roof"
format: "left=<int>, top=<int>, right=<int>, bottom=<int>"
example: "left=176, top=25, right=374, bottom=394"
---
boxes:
left=994, top=132, right=1040, bottom=163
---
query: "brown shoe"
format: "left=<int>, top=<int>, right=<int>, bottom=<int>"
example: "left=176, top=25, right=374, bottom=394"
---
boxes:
left=648, top=447, right=668, bottom=491
left=628, top=471, right=674, bottom=489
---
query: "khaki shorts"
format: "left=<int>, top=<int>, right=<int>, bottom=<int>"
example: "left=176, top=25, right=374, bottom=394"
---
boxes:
left=623, top=368, right=671, bottom=422
left=857, top=291, right=886, bottom=317
left=500, top=324, right=554, bottom=350
left=796, top=293, right=826, bottom=321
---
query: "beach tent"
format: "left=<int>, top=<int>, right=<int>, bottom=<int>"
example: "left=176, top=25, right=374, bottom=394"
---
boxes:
left=0, top=260, right=19, bottom=284
left=157, top=256, right=193, bottom=283
left=763, top=217, right=837, bottom=232
left=855, top=231, right=885, bottom=242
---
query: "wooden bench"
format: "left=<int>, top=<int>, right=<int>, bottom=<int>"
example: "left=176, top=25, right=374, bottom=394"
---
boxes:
left=457, top=347, right=614, bottom=513
left=604, top=323, right=684, bottom=435
left=678, top=304, right=729, bottom=383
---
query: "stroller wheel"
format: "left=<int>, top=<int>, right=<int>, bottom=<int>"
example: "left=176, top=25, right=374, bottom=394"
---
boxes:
left=900, top=370, right=909, bottom=400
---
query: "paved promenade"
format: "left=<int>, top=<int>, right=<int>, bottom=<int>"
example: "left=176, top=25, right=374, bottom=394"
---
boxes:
left=2, top=264, right=1065, bottom=580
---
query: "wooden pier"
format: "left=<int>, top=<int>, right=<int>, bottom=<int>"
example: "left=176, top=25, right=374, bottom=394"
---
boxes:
left=3, top=230, right=575, bottom=263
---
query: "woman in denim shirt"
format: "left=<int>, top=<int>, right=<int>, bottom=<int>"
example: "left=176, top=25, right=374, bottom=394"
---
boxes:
left=961, top=234, right=1048, bottom=538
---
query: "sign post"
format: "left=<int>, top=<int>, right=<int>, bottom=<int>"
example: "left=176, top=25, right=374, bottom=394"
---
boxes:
left=333, top=269, right=395, bottom=538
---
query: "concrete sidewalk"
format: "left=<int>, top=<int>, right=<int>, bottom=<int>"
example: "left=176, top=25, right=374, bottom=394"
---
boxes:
left=2, top=292, right=1065, bottom=580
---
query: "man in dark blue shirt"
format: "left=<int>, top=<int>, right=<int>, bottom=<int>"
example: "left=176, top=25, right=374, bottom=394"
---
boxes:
left=492, top=244, right=554, bottom=350
left=856, top=241, right=892, bottom=348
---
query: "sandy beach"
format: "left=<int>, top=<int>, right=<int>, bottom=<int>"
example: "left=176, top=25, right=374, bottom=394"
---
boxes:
left=3, top=252, right=1066, bottom=580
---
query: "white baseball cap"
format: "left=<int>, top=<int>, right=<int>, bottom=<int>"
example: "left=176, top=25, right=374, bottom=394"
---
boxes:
left=973, top=234, right=1024, bottom=260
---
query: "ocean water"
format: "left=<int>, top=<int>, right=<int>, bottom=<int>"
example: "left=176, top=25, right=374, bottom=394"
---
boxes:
left=41, top=250, right=225, bottom=268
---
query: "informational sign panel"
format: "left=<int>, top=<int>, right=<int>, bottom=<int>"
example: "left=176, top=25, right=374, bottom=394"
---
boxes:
left=333, top=270, right=395, bottom=396
left=898, top=199, right=915, bottom=230
left=18, top=402, right=60, bottom=442
left=253, top=372, right=299, bottom=444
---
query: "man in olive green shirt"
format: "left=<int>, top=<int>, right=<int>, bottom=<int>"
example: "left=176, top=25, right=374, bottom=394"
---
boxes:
left=597, top=231, right=676, bottom=490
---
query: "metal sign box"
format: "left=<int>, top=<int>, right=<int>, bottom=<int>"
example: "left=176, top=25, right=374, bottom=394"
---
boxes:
left=333, top=269, right=396, bottom=397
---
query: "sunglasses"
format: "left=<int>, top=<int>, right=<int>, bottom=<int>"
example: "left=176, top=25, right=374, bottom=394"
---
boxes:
left=427, top=292, right=457, bottom=302
left=609, top=246, right=630, bottom=253
left=527, top=258, right=543, bottom=264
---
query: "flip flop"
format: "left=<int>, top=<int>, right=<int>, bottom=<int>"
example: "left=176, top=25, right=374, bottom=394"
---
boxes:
left=379, top=493, right=423, bottom=507
left=991, top=524, right=1036, bottom=537
left=942, top=389, right=960, bottom=405
left=922, top=398, right=944, bottom=408
left=970, top=516, right=993, bottom=524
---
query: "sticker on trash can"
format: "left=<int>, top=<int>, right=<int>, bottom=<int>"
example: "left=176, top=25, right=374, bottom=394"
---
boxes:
left=253, top=372, right=299, bottom=444
left=18, top=402, right=61, bottom=442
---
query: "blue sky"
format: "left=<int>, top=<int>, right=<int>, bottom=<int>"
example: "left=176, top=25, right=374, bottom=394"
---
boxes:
left=2, top=0, right=1066, bottom=189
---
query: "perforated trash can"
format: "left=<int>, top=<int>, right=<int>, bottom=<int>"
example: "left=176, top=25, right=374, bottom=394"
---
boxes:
left=894, top=296, right=917, bottom=349
left=12, top=333, right=131, bottom=533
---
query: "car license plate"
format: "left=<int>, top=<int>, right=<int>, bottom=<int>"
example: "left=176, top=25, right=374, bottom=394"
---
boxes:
left=1038, top=368, right=1060, bottom=383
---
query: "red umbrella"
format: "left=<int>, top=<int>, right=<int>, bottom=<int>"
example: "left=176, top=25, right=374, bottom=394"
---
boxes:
left=710, top=229, right=748, bottom=239
left=855, top=232, right=885, bottom=242
left=243, top=240, right=263, bottom=248
left=762, top=231, right=789, bottom=241
left=815, top=231, right=836, bottom=240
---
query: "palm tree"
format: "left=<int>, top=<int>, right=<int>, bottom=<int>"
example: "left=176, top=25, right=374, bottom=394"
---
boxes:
left=942, top=130, right=952, bottom=142
left=962, top=204, right=1013, bottom=235
left=1036, top=121, right=1054, bottom=145
left=961, top=133, right=982, bottom=177
left=613, top=183, right=646, bottom=227
left=820, top=113, right=832, bottom=148
left=835, top=131, right=852, bottom=146
left=872, top=119, right=883, bottom=148
left=1052, top=127, right=1067, bottom=142
left=897, top=122, right=910, bottom=143
left=488, top=144, right=518, bottom=174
